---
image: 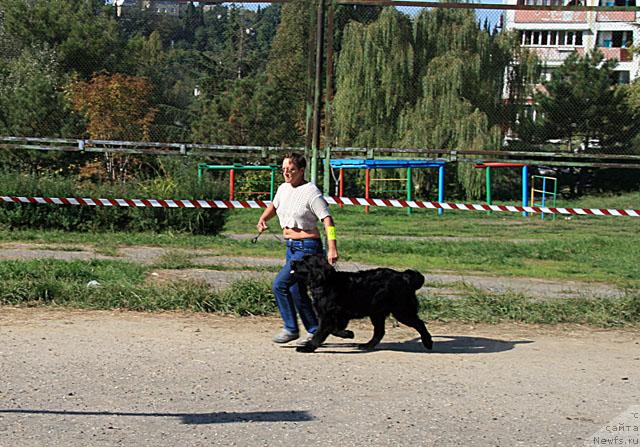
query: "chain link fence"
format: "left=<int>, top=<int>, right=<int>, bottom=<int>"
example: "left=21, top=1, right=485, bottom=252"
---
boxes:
left=1, top=0, right=639, bottom=199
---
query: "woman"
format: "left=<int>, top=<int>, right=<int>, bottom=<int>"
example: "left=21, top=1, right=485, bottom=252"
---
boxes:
left=256, top=152, right=338, bottom=344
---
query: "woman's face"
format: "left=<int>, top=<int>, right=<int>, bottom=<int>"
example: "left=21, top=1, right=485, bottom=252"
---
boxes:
left=282, top=158, right=304, bottom=186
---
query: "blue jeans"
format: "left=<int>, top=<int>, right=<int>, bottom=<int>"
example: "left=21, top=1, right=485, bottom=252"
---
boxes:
left=272, top=238, right=322, bottom=334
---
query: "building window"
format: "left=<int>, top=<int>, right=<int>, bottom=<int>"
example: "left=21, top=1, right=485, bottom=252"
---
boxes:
left=519, top=30, right=584, bottom=46
left=616, top=71, right=631, bottom=84
left=519, top=0, right=573, bottom=4
left=599, top=0, right=636, bottom=5
left=597, top=31, right=633, bottom=48
left=541, top=68, right=555, bottom=81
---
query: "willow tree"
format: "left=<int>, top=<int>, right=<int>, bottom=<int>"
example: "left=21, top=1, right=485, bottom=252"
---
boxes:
left=397, top=9, right=510, bottom=199
left=333, top=7, right=413, bottom=148
left=398, top=53, right=500, bottom=199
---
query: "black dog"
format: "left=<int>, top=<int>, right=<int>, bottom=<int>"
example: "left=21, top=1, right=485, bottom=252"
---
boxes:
left=290, top=254, right=433, bottom=353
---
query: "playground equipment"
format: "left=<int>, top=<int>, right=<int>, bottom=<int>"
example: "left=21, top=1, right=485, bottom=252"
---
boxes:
left=197, top=163, right=278, bottom=201
left=474, top=162, right=529, bottom=216
left=531, top=175, right=558, bottom=220
left=329, top=159, right=446, bottom=215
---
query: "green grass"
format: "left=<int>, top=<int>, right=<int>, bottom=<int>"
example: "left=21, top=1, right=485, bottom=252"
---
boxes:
left=1, top=258, right=638, bottom=326
left=422, top=289, right=640, bottom=327
left=1, top=191, right=639, bottom=324
left=3, top=215, right=636, bottom=286
left=0, top=259, right=277, bottom=315
left=218, top=203, right=640, bottom=287
left=152, top=250, right=196, bottom=269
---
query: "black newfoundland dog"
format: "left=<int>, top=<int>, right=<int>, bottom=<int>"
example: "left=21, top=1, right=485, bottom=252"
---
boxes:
left=290, top=254, right=433, bottom=353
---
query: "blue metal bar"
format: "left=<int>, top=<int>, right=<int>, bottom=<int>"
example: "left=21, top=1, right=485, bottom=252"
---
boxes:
left=522, top=165, right=529, bottom=217
left=330, top=159, right=447, bottom=169
left=438, top=165, right=445, bottom=216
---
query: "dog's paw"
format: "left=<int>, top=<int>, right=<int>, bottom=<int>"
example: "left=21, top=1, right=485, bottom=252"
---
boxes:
left=356, top=343, right=376, bottom=351
left=423, top=337, right=434, bottom=350
left=296, top=343, right=317, bottom=353
left=332, top=329, right=354, bottom=339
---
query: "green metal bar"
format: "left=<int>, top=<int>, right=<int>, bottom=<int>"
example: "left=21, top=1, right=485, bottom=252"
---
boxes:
left=485, top=166, right=492, bottom=215
left=270, top=168, right=276, bottom=200
left=485, top=166, right=491, bottom=205
left=198, top=163, right=205, bottom=182
left=199, top=164, right=277, bottom=171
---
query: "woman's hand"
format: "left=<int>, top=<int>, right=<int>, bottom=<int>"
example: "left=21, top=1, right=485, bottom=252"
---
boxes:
left=256, top=204, right=276, bottom=233
left=327, top=247, right=339, bottom=265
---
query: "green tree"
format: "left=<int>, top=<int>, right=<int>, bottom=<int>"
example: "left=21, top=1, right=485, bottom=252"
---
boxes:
left=401, top=9, right=508, bottom=199
left=182, top=1, right=204, bottom=44
left=620, top=81, right=640, bottom=154
left=191, top=76, right=261, bottom=145
left=332, top=5, right=382, bottom=54
left=263, top=0, right=315, bottom=145
left=333, top=8, right=413, bottom=148
left=128, top=31, right=200, bottom=142
left=0, top=46, right=78, bottom=137
left=1, top=0, right=126, bottom=78
left=534, top=50, right=636, bottom=153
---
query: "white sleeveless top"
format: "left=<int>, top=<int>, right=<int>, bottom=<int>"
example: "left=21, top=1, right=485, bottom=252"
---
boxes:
left=272, top=182, right=331, bottom=230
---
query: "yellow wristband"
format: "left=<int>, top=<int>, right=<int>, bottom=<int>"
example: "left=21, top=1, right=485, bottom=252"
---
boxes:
left=327, top=226, right=336, bottom=241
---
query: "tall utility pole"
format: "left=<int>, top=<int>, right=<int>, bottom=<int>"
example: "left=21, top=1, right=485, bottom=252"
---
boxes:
left=323, top=0, right=335, bottom=196
left=310, top=0, right=325, bottom=185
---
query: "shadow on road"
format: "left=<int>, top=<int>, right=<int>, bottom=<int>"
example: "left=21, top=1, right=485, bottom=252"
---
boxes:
left=292, top=335, right=533, bottom=355
left=0, top=409, right=314, bottom=424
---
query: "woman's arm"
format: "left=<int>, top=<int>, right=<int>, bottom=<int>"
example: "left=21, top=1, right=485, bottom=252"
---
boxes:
left=257, top=203, right=276, bottom=233
left=322, top=216, right=339, bottom=265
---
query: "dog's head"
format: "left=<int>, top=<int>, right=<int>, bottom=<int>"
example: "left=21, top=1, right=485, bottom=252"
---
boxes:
left=290, top=254, right=335, bottom=285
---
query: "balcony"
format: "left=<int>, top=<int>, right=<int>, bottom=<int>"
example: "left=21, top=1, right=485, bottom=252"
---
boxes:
left=514, top=10, right=588, bottom=22
left=530, top=47, right=580, bottom=63
left=596, top=10, right=637, bottom=21
left=597, top=47, right=633, bottom=61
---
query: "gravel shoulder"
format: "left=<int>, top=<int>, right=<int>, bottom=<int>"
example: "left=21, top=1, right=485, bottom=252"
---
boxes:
left=1, top=308, right=639, bottom=447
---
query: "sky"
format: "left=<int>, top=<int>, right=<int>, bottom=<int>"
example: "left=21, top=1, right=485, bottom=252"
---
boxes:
left=104, top=1, right=504, bottom=28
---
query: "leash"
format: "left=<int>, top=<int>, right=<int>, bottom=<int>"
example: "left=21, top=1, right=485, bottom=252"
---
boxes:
left=250, top=228, right=285, bottom=244
left=250, top=230, right=264, bottom=244
left=333, top=259, right=366, bottom=272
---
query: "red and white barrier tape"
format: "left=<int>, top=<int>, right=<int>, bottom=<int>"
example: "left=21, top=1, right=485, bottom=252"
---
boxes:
left=1, top=195, right=639, bottom=217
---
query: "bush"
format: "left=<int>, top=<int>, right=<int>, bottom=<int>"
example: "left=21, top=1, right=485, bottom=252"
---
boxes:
left=0, top=160, right=228, bottom=234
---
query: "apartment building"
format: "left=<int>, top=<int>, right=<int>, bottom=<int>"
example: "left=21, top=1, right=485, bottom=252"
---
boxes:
left=142, top=0, right=191, bottom=17
left=504, top=0, right=640, bottom=84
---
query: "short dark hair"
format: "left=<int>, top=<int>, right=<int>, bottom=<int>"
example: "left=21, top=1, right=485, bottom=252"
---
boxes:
left=283, top=152, right=306, bottom=170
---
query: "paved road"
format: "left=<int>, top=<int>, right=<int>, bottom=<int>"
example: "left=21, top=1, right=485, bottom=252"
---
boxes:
left=1, top=308, right=638, bottom=446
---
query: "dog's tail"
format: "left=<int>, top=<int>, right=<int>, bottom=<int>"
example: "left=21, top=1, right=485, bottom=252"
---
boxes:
left=403, top=270, right=425, bottom=290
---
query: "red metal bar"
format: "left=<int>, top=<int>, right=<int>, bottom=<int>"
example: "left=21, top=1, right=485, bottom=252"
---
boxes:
left=229, top=169, right=235, bottom=201
left=475, top=162, right=526, bottom=168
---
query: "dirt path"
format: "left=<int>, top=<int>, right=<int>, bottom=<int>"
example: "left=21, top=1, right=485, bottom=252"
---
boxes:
left=0, top=242, right=624, bottom=299
left=1, top=308, right=638, bottom=446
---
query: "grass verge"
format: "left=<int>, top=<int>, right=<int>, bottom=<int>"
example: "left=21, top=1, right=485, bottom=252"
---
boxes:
left=1, top=259, right=638, bottom=327
left=0, top=259, right=276, bottom=315
left=423, top=290, right=640, bottom=327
